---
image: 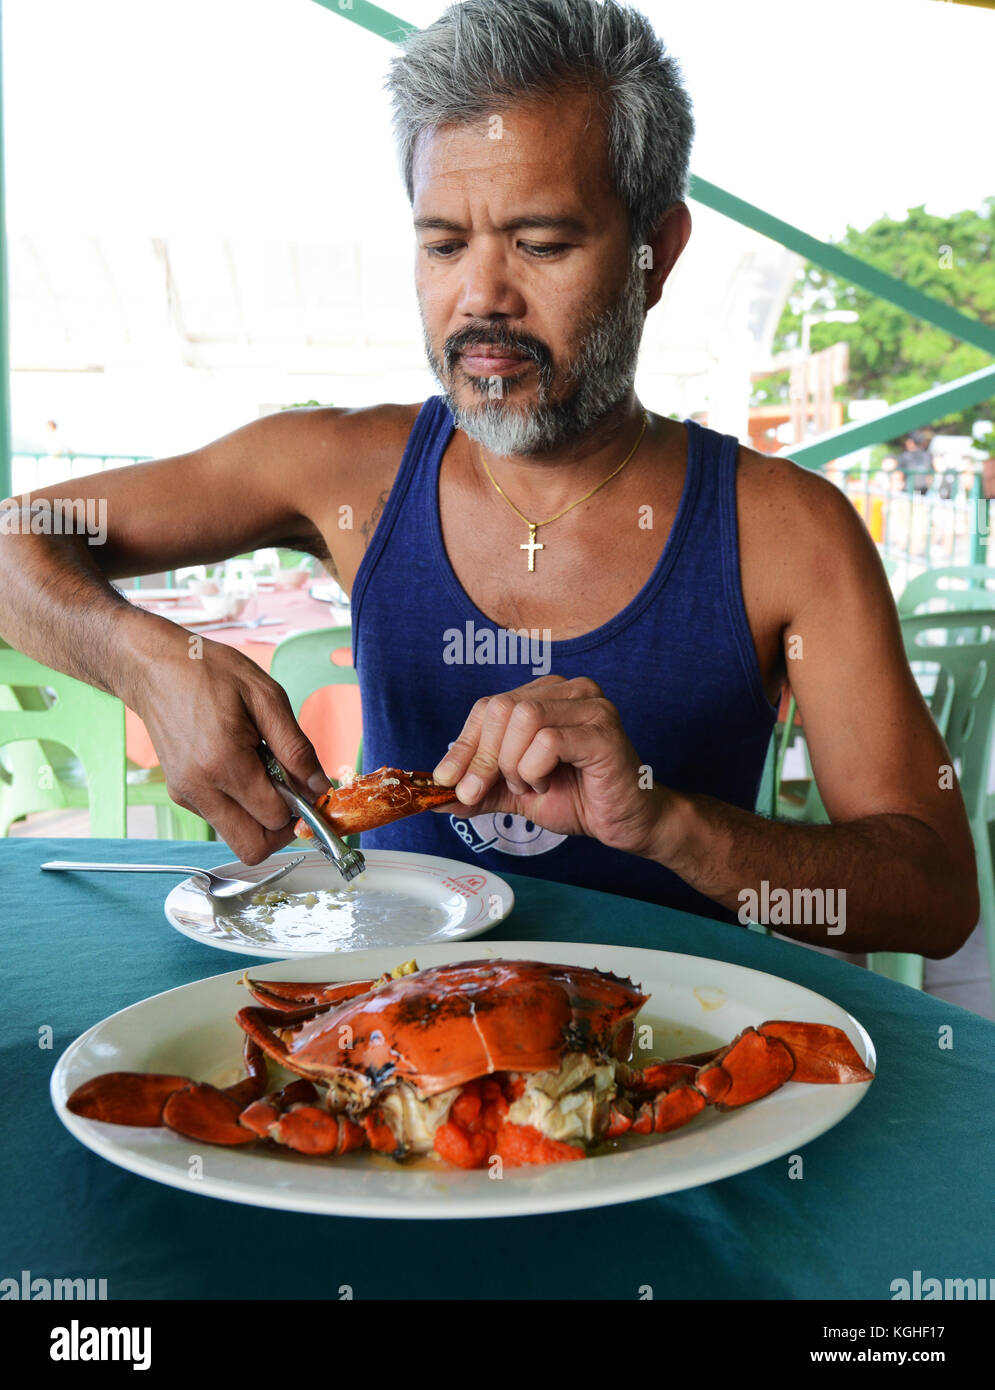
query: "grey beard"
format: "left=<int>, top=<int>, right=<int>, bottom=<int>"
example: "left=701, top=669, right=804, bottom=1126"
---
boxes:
left=420, top=258, right=647, bottom=458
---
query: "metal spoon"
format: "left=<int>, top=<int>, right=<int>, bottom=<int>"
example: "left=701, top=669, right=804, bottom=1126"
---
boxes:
left=41, top=854, right=306, bottom=901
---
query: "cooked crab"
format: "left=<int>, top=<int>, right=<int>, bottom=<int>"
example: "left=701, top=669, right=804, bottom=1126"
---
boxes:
left=67, top=958, right=873, bottom=1169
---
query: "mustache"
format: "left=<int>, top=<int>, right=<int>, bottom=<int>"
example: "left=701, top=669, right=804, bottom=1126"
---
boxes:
left=443, top=326, right=553, bottom=379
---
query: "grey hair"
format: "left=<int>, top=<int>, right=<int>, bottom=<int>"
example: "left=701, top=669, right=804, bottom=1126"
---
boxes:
left=385, top=0, right=695, bottom=249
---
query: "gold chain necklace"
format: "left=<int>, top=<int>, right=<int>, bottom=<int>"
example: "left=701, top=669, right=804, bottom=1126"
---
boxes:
left=476, top=409, right=649, bottom=572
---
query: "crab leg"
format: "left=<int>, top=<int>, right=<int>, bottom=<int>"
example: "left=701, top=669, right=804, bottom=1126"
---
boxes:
left=242, top=976, right=379, bottom=1013
left=218, top=1037, right=269, bottom=1107
left=65, top=1036, right=269, bottom=1132
left=618, top=1020, right=872, bottom=1137
left=235, top=1003, right=358, bottom=1086
left=238, top=1080, right=368, bottom=1156
left=294, top=767, right=456, bottom=840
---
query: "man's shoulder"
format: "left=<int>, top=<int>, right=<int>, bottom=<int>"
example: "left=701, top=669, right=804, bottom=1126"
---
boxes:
left=734, top=438, right=884, bottom=624
left=735, top=439, right=860, bottom=535
left=275, top=399, right=428, bottom=451
left=263, top=400, right=432, bottom=494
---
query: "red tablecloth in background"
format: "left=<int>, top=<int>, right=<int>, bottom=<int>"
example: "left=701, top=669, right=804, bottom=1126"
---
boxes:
left=124, top=588, right=362, bottom=779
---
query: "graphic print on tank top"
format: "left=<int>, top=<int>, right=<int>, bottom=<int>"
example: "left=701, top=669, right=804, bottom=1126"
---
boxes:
left=350, top=396, right=779, bottom=923
left=448, top=808, right=567, bottom=858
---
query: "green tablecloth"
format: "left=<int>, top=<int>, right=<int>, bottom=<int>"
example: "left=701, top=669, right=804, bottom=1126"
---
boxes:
left=3, top=837, right=992, bottom=1300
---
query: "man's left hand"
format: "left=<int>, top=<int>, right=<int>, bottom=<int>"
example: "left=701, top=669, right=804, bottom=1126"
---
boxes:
left=432, top=674, right=671, bottom=856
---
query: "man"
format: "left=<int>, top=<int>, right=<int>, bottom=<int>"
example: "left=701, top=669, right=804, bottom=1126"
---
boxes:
left=0, top=0, right=977, bottom=956
left=900, top=428, right=935, bottom=496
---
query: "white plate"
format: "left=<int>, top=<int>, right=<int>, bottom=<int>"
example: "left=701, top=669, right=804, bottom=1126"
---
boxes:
left=307, top=582, right=352, bottom=622
left=119, top=587, right=184, bottom=602
left=163, top=849, right=514, bottom=957
left=51, top=942, right=875, bottom=1220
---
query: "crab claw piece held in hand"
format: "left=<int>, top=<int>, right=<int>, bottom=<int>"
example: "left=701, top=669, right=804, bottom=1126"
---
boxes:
left=293, top=767, right=456, bottom=840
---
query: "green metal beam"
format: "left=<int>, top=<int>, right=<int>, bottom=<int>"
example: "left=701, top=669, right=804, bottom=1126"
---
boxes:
left=0, top=1, right=11, bottom=499
left=1, top=0, right=987, bottom=502
left=778, top=363, right=995, bottom=469
left=309, top=0, right=415, bottom=45
left=690, top=176, right=995, bottom=359
left=310, top=3, right=995, bottom=364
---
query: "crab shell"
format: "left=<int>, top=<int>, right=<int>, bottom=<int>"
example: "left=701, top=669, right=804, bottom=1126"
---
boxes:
left=238, top=959, right=648, bottom=1106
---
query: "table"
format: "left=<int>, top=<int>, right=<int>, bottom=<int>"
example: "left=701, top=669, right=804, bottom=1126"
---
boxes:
left=4, top=836, right=992, bottom=1300
left=123, top=587, right=361, bottom=777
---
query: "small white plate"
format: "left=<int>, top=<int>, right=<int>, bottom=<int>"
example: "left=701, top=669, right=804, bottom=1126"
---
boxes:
left=163, top=849, right=514, bottom=957
left=52, top=942, right=875, bottom=1220
left=308, top=580, right=350, bottom=608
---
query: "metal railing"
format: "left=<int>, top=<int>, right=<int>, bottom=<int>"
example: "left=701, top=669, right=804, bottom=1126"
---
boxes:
left=9, top=451, right=149, bottom=496
left=823, top=465, right=988, bottom=590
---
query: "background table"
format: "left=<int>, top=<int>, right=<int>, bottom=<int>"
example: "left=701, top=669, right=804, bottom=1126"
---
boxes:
left=4, top=836, right=992, bottom=1300
left=123, top=587, right=362, bottom=777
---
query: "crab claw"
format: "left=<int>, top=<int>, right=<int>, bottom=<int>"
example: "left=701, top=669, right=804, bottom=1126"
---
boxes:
left=758, top=1021, right=873, bottom=1084
left=621, top=1019, right=873, bottom=1139
left=294, top=767, right=456, bottom=839
left=66, top=1073, right=193, bottom=1127
left=66, top=1037, right=269, bottom=1135
left=162, top=1083, right=257, bottom=1146
left=695, top=1028, right=796, bottom=1110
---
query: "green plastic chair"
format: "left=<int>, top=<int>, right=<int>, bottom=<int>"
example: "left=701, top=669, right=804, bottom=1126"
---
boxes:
left=772, top=565, right=995, bottom=830
left=268, top=625, right=362, bottom=780
left=897, top=564, right=995, bottom=619
left=896, top=570, right=995, bottom=828
left=766, top=613, right=995, bottom=998
left=754, top=729, right=777, bottom=819
left=0, top=642, right=213, bottom=840
left=772, top=695, right=828, bottom=825
left=866, top=610, right=995, bottom=997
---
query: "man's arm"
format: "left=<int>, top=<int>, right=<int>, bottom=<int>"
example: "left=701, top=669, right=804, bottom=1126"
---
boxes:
left=429, top=470, right=978, bottom=957
left=0, top=408, right=361, bottom=862
left=650, top=465, right=978, bottom=955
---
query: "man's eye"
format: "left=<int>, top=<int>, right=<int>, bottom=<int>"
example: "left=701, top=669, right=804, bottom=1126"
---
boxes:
left=424, top=241, right=569, bottom=259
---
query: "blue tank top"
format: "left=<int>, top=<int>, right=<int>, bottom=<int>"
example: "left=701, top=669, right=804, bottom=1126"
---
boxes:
left=350, top=396, right=779, bottom=925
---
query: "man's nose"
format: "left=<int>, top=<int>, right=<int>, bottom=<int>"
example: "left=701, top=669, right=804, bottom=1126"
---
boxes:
left=455, top=244, right=527, bottom=322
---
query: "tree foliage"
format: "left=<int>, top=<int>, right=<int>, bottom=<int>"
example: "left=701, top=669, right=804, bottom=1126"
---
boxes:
left=766, top=199, right=995, bottom=440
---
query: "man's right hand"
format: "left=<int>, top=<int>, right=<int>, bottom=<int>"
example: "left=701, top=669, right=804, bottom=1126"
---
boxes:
left=130, top=636, right=331, bottom=864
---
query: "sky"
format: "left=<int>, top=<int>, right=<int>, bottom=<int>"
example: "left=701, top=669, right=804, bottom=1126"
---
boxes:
left=4, top=0, right=993, bottom=240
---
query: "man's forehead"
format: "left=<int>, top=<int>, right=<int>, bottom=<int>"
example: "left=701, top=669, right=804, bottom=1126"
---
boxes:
left=411, top=88, right=615, bottom=212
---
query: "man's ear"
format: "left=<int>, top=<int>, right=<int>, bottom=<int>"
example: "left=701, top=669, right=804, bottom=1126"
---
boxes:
left=641, top=202, right=692, bottom=312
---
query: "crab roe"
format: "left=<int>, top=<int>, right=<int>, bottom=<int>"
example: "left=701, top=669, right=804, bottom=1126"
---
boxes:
left=432, top=1074, right=586, bottom=1170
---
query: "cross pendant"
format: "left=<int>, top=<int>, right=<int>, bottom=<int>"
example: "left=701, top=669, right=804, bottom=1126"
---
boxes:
left=521, top=524, right=544, bottom=573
